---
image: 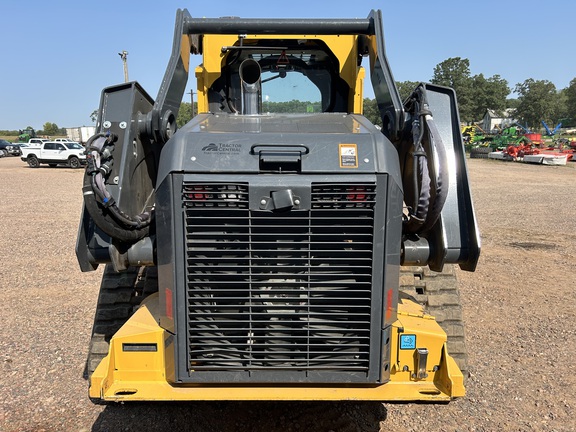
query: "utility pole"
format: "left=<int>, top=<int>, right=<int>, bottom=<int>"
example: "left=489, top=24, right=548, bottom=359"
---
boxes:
left=118, top=50, right=129, bottom=83
left=187, top=89, right=195, bottom=117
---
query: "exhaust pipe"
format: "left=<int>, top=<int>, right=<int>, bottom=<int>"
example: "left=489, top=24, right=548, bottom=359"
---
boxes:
left=239, top=59, right=262, bottom=115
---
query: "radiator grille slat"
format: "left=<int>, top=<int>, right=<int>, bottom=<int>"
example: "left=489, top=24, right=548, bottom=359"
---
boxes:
left=183, top=181, right=376, bottom=375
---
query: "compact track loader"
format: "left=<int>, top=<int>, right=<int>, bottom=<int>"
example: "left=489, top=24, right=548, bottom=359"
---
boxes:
left=77, top=9, right=480, bottom=403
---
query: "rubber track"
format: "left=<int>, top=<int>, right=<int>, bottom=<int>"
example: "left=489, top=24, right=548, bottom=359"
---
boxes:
left=84, top=265, right=158, bottom=379
left=399, top=265, right=468, bottom=375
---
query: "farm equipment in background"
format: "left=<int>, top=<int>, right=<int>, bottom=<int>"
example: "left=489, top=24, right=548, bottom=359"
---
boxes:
left=461, top=125, right=487, bottom=149
left=556, top=137, right=576, bottom=151
left=501, top=122, right=574, bottom=163
left=469, top=118, right=575, bottom=164
left=538, top=139, right=576, bottom=163
left=542, top=121, right=562, bottom=137
left=76, top=9, right=480, bottom=404
left=488, top=134, right=573, bottom=165
left=469, top=124, right=531, bottom=158
left=18, top=128, right=36, bottom=142
left=505, top=142, right=541, bottom=158
left=508, top=147, right=572, bottom=164
left=492, top=125, right=532, bottom=148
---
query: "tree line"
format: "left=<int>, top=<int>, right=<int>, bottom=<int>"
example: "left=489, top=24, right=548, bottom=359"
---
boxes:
left=1, top=122, right=66, bottom=138
left=7, top=57, right=574, bottom=135
left=423, top=57, right=576, bottom=130
left=175, top=57, right=576, bottom=131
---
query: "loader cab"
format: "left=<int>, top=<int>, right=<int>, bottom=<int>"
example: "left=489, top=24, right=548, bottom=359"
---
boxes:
left=195, top=34, right=366, bottom=115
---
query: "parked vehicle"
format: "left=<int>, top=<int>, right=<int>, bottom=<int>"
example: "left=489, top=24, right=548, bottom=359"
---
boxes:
left=20, top=141, right=86, bottom=168
left=66, top=126, right=96, bottom=144
left=27, top=138, right=50, bottom=146
left=54, top=138, right=80, bottom=144
left=0, top=139, right=22, bottom=157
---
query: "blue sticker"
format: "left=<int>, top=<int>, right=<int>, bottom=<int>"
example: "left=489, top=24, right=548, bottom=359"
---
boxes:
left=400, top=334, right=416, bottom=350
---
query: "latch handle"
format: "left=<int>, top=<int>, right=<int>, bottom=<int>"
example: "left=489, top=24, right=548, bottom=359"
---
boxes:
left=251, top=144, right=309, bottom=172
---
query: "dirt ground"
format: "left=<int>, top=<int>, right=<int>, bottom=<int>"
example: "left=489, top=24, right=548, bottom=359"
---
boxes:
left=0, top=155, right=575, bottom=432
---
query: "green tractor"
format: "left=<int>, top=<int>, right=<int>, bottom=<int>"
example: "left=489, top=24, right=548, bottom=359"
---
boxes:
left=469, top=125, right=531, bottom=159
left=18, top=127, right=36, bottom=143
left=490, top=126, right=530, bottom=149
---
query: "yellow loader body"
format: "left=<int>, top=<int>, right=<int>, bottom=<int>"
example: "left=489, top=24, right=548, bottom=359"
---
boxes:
left=90, top=294, right=464, bottom=402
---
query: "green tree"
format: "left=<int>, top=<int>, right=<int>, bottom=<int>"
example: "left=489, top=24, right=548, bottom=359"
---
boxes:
left=564, top=78, right=576, bottom=125
left=396, top=81, right=420, bottom=101
left=362, top=98, right=382, bottom=127
left=514, top=79, right=558, bottom=129
left=177, top=102, right=194, bottom=128
left=470, top=74, right=509, bottom=121
left=0, top=130, right=19, bottom=136
left=506, top=98, right=520, bottom=109
left=431, top=57, right=474, bottom=122
left=90, top=109, right=98, bottom=123
left=42, top=122, right=59, bottom=135
left=554, top=89, right=568, bottom=125
left=265, top=100, right=320, bottom=113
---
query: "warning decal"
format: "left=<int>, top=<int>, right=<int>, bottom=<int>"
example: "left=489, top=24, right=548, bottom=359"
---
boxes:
left=339, top=143, right=358, bottom=168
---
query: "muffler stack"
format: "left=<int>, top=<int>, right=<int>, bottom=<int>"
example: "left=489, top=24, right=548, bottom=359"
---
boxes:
left=239, top=59, right=262, bottom=114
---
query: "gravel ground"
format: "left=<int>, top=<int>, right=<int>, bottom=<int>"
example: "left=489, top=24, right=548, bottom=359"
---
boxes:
left=1, top=155, right=575, bottom=432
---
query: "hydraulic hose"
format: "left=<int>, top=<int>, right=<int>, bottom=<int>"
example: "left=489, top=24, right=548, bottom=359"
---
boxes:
left=421, top=106, right=449, bottom=232
left=407, top=100, right=430, bottom=230
left=82, top=132, right=151, bottom=242
left=403, top=85, right=449, bottom=234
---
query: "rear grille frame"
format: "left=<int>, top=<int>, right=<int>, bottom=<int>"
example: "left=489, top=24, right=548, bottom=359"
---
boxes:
left=173, top=174, right=388, bottom=384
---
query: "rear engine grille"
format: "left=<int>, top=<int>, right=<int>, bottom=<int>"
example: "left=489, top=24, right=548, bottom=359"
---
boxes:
left=311, top=183, right=376, bottom=209
left=183, top=182, right=249, bottom=208
left=183, top=181, right=376, bottom=375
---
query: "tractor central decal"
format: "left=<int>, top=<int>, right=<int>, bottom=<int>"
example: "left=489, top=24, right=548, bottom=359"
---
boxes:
left=339, top=143, right=358, bottom=168
left=202, top=142, right=242, bottom=154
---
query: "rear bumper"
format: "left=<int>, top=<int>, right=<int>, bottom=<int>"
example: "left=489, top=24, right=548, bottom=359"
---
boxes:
left=89, top=294, right=464, bottom=402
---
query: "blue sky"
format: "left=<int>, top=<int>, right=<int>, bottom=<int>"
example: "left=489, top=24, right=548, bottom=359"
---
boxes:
left=1, top=0, right=574, bottom=131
